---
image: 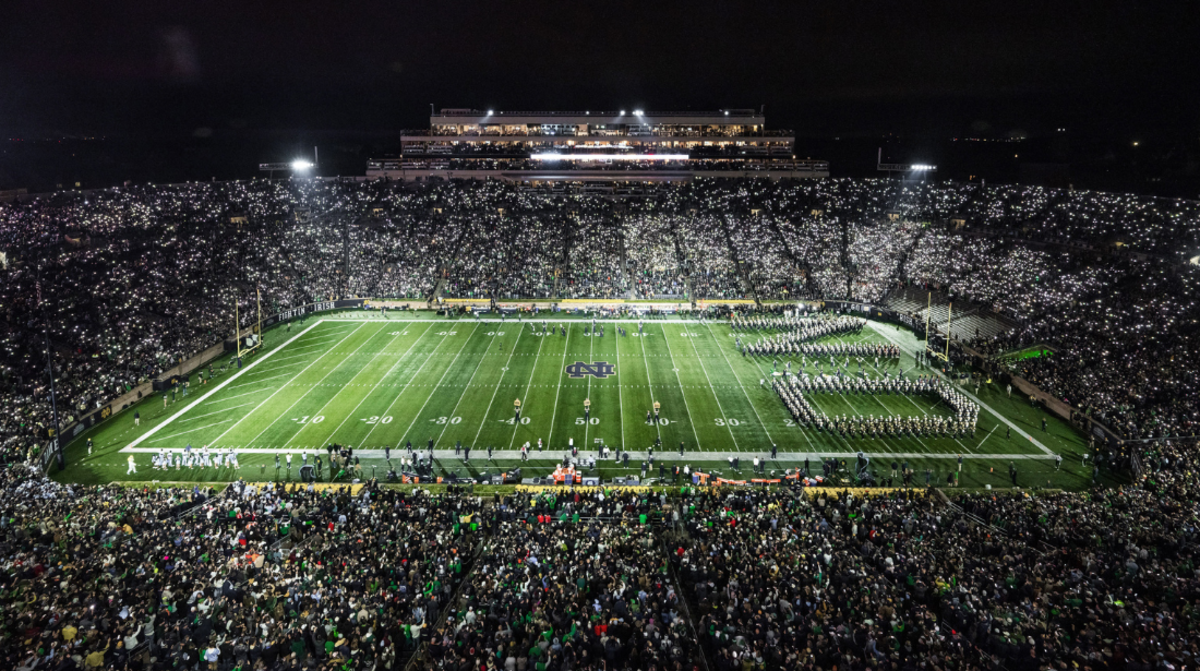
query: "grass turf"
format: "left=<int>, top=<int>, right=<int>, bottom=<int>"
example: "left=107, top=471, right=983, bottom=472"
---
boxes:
left=53, top=310, right=1109, bottom=491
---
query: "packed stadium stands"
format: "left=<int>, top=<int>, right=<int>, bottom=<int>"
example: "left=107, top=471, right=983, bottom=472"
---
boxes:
left=3, top=177, right=1198, bottom=465
left=1, top=176, right=1200, bottom=669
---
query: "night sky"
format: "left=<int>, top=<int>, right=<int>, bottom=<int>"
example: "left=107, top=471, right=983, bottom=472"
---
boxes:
left=1, top=1, right=1197, bottom=191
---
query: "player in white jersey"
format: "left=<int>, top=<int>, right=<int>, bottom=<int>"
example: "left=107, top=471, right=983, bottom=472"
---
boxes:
left=229, top=448, right=240, bottom=469
left=201, top=445, right=212, bottom=467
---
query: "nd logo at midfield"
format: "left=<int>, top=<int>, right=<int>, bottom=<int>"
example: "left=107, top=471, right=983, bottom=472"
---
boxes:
left=566, top=361, right=616, bottom=379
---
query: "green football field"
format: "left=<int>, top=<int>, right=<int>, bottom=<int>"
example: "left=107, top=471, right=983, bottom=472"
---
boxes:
left=56, top=310, right=1107, bottom=490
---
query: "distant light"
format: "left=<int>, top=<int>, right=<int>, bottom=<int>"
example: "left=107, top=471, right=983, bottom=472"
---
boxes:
left=910, top=164, right=935, bottom=171
left=291, top=160, right=313, bottom=171
left=487, top=109, right=494, bottom=115
left=724, top=111, right=730, bottom=115
left=619, top=110, right=626, bottom=115
left=634, top=110, right=644, bottom=116
left=531, top=153, right=688, bottom=161
left=1132, top=141, right=1139, bottom=146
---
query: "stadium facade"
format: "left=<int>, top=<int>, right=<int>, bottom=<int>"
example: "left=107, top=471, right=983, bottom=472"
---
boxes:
left=367, top=108, right=828, bottom=187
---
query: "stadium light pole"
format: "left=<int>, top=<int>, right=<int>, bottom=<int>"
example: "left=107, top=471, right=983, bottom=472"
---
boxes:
left=35, top=265, right=64, bottom=471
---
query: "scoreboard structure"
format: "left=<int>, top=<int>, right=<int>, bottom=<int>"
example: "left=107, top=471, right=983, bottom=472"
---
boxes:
left=367, top=108, right=828, bottom=186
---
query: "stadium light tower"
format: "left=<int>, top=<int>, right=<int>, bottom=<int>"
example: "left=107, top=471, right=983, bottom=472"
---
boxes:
left=260, top=146, right=319, bottom=178
left=876, top=148, right=936, bottom=180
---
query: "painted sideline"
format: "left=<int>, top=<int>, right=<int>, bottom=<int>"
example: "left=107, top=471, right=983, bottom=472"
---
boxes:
left=123, top=320, right=328, bottom=450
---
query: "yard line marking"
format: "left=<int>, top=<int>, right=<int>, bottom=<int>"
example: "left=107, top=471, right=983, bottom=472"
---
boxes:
left=865, top=321, right=1054, bottom=455
left=702, top=324, right=776, bottom=446
left=396, top=324, right=481, bottom=451
left=157, top=418, right=237, bottom=441
left=434, top=329, right=502, bottom=450
left=615, top=328, right=627, bottom=453
left=243, top=322, right=394, bottom=447
left=227, top=370, right=300, bottom=387
left=584, top=325, right=594, bottom=451
left=507, top=327, right=547, bottom=450
left=679, top=326, right=741, bottom=452
left=656, top=325, right=704, bottom=450
left=308, top=324, right=435, bottom=447
left=475, top=328, right=524, bottom=449
left=859, top=358, right=977, bottom=456
left=977, top=424, right=1000, bottom=449
left=175, top=403, right=256, bottom=423
left=123, top=320, right=328, bottom=451
left=638, top=325, right=665, bottom=446
left=546, top=325, right=572, bottom=449
left=207, top=322, right=370, bottom=448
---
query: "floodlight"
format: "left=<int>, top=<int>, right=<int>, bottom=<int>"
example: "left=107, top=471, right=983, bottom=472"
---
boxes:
left=487, top=109, right=494, bottom=115
left=634, top=110, right=644, bottom=116
left=619, top=110, right=626, bottom=115
left=291, top=160, right=313, bottom=171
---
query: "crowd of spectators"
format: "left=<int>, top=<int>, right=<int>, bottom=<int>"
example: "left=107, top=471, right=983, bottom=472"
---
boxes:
left=0, top=464, right=484, bottom=670
left=2, top=176, right=1199, bottom=466
left=3, top=433, right=1200, bottom=670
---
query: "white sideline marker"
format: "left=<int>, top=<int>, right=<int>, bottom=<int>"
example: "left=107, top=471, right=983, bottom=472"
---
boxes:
left=122, top=320, right=327, bottom=451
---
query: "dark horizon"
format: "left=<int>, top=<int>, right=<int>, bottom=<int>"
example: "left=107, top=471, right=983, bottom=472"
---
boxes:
left=2, top=1, right=1198, bottom=195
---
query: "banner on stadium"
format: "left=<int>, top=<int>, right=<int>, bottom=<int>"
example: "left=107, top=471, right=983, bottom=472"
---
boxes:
left=515, top=484, right=652, bottom=494
left=560, top=299, right=625, bottom=304
left=265, top=299, right=366, bottom=327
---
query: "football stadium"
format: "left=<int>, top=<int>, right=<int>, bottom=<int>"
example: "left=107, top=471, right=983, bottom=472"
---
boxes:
left=3, top=138, right=1198, bottom=671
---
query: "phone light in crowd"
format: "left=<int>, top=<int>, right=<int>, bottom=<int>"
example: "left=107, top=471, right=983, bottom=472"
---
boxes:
left=531, top=153, right=689, bottom=161
left=291, top=160, right=313, bottom=171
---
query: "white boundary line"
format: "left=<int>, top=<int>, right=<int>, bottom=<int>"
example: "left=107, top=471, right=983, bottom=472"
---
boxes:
left=202, top=322, right=367, bottom=448
left=865, top=321, right=1054, bottom=455
left=123, top=320, right=328, bottom=450
left=157, top=418, right=236, bottom=440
